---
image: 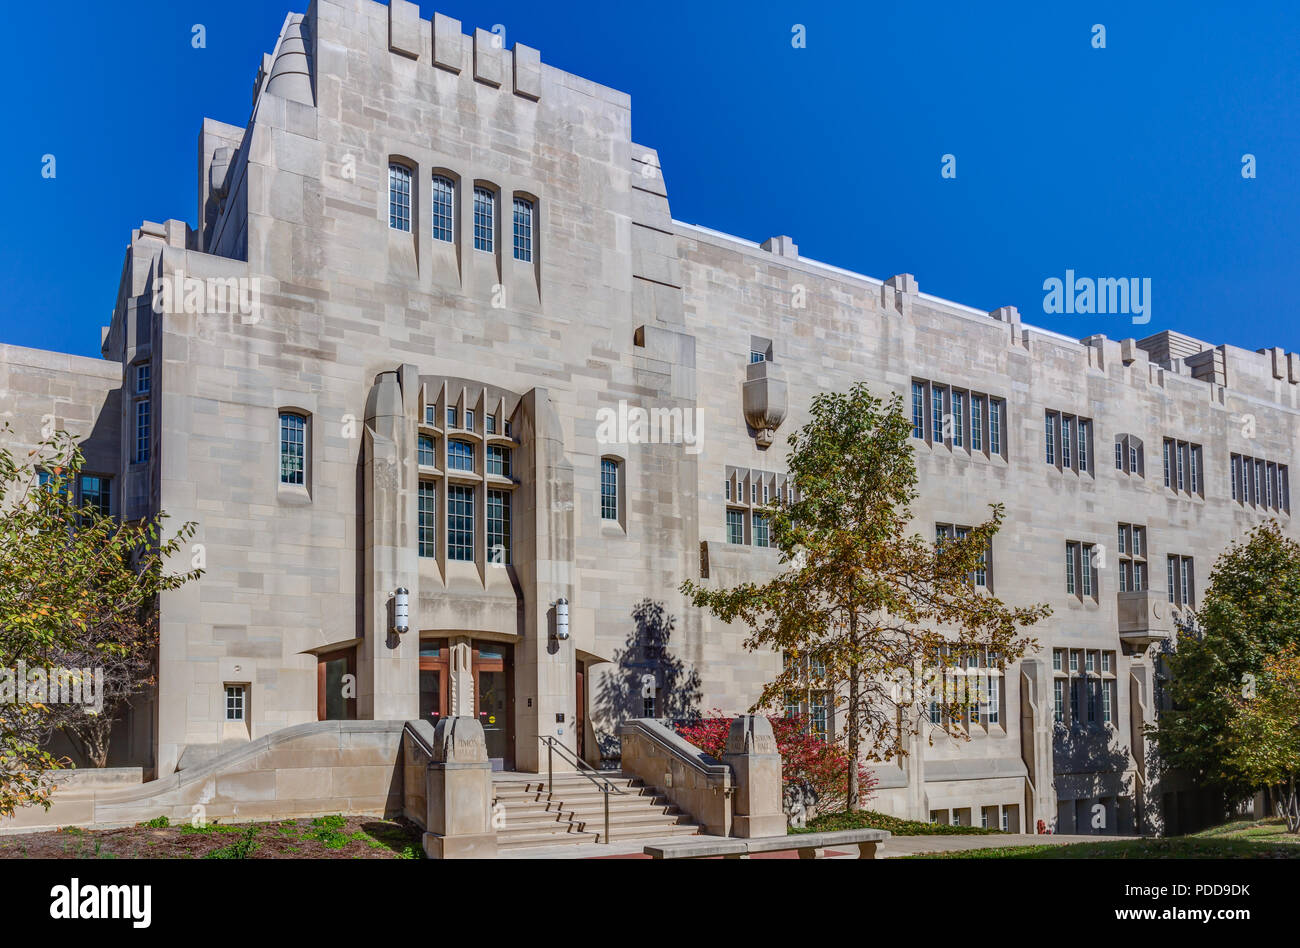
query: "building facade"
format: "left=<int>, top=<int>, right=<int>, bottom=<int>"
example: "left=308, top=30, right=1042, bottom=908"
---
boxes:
left=3, top=0, right=1297, bottom=836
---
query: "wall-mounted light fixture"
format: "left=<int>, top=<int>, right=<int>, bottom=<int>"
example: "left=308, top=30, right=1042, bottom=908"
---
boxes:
left=554, top=597, right=570, bottom=641
left=393, top=587, right=410, bottom=634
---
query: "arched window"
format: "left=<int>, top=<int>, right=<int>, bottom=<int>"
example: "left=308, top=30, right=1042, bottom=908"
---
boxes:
left=389, top=162, right=413, bottom=232
left=512, top=196, right=534, bottom=262
left=473, top=186, right=496, bottom=252
left=431, top=174, right=455, bottom=242
left=600, top=457, right=620, bottom=521
left=279, top=412, right=307, bottom=485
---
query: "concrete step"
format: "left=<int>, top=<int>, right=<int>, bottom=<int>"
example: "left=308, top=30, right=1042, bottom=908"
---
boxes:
left=555, top=799, right=676, bottom=818
left=494, top=829, right=599, bottom=849
left=573, top=811, right=693, bottom=831
left=598, top=822, right=701, bottom=843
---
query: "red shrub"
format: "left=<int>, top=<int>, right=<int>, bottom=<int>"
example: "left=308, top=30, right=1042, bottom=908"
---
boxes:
left=675, top=710, right=876, bottom=811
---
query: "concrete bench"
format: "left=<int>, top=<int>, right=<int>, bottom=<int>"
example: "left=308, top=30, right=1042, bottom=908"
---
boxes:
left=644, top=828, right=890, bottom=860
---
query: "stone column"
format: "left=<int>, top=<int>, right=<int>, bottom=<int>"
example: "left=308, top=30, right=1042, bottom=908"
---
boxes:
left=424, top=716, right=498, bottom=859
left=359, top=366, right=420, bottom=721
left=513, top=388, right=576, bottom=772
left=722, top=715, right=785, bottom=838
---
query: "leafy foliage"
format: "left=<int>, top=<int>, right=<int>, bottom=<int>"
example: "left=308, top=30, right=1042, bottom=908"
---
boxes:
left=796, top=808, right=998, bottom=836
left=682, top=384, right=1049, bottom=807
left=675, top=710, right=878, bottom=811
left=1153, top=521, right=1300, bottom=815
left=1222, top=648, right=1300, bottom=831
left=0, top=427, right=201, bottom=815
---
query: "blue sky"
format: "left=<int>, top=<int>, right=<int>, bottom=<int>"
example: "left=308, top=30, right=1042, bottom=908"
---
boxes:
left=2, top=0, right=1297, bottom=358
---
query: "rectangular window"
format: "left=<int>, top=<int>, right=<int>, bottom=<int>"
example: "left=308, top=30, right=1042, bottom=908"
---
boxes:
left=1132, top=526, right=1143, bottom=557
left=446, top=407, right=457, bottom=428
left=79, top=474, right=111, bottom=516
left=1190, top=446, right=1200, bottom=494
left=1115, top=442, right=1124, bottom=470
left=1102, top=680, right=1113, bottom=724
left=279, top=413, right=305, bottom=485
left=1086, top=650, right=1095, bottom=672
left=726, top=509, right=744, bottom=544
left=465, top=409, right=474, bottom=431
left=752, top=512, right=770, bottom=548
left=225, top=685, right=245, bottom=722
left=1087, top=681, right=1097, bottom=723
left=486, top=444, right=511, bottom=478
left=134, top=398, right=151, bottom=463
left=1054, top=679, right=1065, bottom=723
left=1231, top=454, right=1240, bottom=501
left=487, top=489, right=511, bottom=565
left=1176, top=442, right=1186, bottom=491
left=1001, top=809, right=1010, bottom=832
left=750, top=350, right=766, bottom=364
left=418, top=481, right=437, bottom=557
left=724, top=478, right=731, bottom=501
left=986, top=673, right=1000, bottom=725
left=1045, top=412, right=1056, bottom=465
left=418, top=434, right=436, bottom=467
left=1267, top=463, right=1277, bottom=508
left=1130, top=444, right=1139, bottom=474
left=1081, top=543, right=1093, bottom=597
left=1163, top=439, right=1172, bottom=488
left=447, top=485, right=474, bottom=561
left=951, top=391, right=965, bottom=448
left=1134, top=561, right=1146, bottom=591
left=1254, top=460, right=1263, bottom=507
left=1180, top=557, right=1192, bottom=607
left=447, top=440, right=474, bottom=472
left=971, top=397, right=983, bottom=452
left=1101, top=651, right=1111, bottom=673
left=1118, top=524, right=1128, bottom=555
left=389, top=163, right=412, bottom=232
left=431, top=174, right=455, bottom=242
left=1283, top=467, right=1290, bottom=512
left=931, top=384, right=945, bottom=444
left=1065, top=542, right=1076, bottom=594
left=485, top=414, right=497, bottom=435
left=1052, top=649, right=1062, bottom=671
left=600, top=458, right=619, bottom=520
left=1069, top=650, right=1079, bottom=672
left=809, top=693, right=829, bottom=742
left=1061, top=416, right=1072, bottom=468
left=473, top=186, right=495, bottom=252
left=911, top=381, right=925, bottom=439
left=1167, top=556, right=1177, bottom=604
left=989, top=399, right=1002, bottom=455
left=135, top=363, right=151, bottom=394
left=512, top=197, right=534, bottom=262
left=1078, top=420, right=1089, bottom=472
left=425, top=404, right=437, bottom=426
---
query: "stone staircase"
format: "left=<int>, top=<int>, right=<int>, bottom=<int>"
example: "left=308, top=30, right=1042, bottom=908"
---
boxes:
left=492, top=772, right=700, bottom=851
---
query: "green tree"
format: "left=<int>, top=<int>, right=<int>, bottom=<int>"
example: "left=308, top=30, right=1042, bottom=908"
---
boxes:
left=1221, top=648, right=1300, bottom=832
left=1153, top=521, right=1300, bottom=808
left=0, top=427, right=201, bottom=816
left=682, top=384, right=1050, bottom=809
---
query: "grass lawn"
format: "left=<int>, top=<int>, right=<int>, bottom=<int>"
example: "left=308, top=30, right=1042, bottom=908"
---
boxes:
left=0, top=814, right=423, bottom=859
left=908, top=818, right=1300, bottom=859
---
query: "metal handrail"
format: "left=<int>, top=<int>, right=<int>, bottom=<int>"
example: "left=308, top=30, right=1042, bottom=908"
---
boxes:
left=539, top=736, right=625, bottom=844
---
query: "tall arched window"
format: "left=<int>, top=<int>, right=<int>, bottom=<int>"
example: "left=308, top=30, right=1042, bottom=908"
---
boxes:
left=600, top=457, right=620, bottom=521
left=279, top=412, right=307, bottom=485
left=512, top=196, right=534, bottom=262
left=473, top=186, right=496, bottom=252
left=389, top=162, right=412, bottom=232
left=431, top=174, right=455, bottom=242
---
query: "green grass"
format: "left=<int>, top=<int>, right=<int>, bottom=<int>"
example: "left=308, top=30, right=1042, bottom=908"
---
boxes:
left=791, top=809, right=1000, bottom=836
left=911, top=836, right=1300, bottom=859
left=203, top=826, right=260, bottom=859
left=1192, top=817, right=1300, bottom=844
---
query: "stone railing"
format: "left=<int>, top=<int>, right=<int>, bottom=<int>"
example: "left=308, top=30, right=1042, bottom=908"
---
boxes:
left=619, top=716, right=784, bottom=838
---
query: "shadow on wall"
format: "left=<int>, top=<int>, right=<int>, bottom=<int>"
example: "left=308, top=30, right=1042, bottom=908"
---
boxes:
left=1052, top=723, right=1136, bottom=834
left=592, top=599, right=702, bottom=763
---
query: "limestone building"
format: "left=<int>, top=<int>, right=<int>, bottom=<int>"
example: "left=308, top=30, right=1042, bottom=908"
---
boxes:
left=3, top=0, right=1296, bottom=836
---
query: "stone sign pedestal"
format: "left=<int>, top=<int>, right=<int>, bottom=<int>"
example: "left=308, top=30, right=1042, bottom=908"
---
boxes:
left=722, top=715, right=786, bottom=838
left=424, top=717, right=498, bottom=859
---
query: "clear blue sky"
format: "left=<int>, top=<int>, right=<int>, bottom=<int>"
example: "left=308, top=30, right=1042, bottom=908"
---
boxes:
left=2, top=0, right=1297, bottom=359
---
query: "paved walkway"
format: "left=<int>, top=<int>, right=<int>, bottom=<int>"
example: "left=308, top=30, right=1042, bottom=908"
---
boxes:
left=498, top=831, right=1133, bottom=859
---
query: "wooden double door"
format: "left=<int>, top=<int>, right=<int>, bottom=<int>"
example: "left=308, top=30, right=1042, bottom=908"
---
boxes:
left=419, top=638, right=514, bottom=769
